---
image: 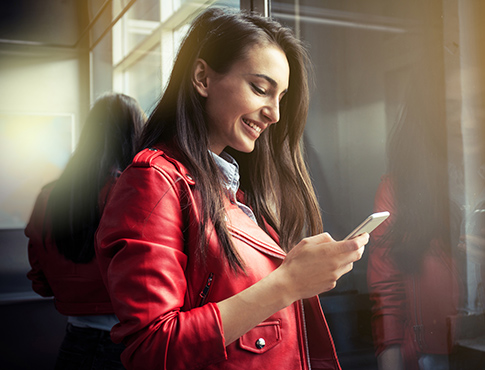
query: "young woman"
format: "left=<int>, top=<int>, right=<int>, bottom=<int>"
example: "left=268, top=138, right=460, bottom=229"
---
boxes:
left=26, top=92, right=146, bottom=369
left=95, top=8, right=368, bottom=370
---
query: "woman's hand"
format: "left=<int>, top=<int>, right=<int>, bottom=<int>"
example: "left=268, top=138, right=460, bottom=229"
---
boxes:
left=217, top=232, right=368, bottom=346
left=273, top=232, right=369, bottom=304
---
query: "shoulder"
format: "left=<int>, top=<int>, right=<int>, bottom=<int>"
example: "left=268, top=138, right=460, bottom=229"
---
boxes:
left=36, top=181, right=56, bottom=201
left=375, top=174, right=395, bottom=200
left=373, top=174, right=396, bottom=228
left=41, top=180, right=57, bottom=193
left=32, top=181, right=57, bottom=213
left=25, top=181, right=57, bottom=237
left=378, top=174, right=393, bottom=188
left=130, top=146, right=195, bottom=186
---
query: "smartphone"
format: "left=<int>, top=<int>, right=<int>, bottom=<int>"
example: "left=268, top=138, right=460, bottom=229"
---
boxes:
left=344, top=211, right=390, bottom=240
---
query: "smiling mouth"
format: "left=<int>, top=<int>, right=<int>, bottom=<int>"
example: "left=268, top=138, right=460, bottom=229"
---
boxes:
left=243, top=118, right=262, bottom=133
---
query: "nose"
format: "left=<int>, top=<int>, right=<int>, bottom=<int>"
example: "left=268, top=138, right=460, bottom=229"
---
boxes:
left=262, top=98, right=280, bottom=124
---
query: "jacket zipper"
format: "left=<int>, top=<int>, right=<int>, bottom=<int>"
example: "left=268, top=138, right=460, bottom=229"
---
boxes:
left=198, top=273, right=214, bottom=307
left=300, top=300, right=312, bottom=370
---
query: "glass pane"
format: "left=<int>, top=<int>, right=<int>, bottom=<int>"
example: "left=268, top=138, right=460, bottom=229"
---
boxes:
left=88, top=0, right=134, bottom=50
left=213, top=0, right=240, bottom=7
left=272, top=1, right=485, bottom=369
left=124, top=0, right=160, bottom=58
left=109, top=0, right=239, bottom=109
left=91, top=29, right=113, bottom=102
left=124, top=44, right=162, bottom=116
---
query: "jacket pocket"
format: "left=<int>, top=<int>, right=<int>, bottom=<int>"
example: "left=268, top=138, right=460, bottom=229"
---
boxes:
left=238, top=320, right=282, bottom=354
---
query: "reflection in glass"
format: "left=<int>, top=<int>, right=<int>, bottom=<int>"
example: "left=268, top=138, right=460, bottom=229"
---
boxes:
left=368, top=65, right=460, bottom=370
left=273, top=1, right=485, bottom=369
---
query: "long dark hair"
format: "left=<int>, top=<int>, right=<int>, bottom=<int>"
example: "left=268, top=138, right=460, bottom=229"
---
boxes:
left=47, top=93, right=146, bottom=263
left=382, top=66, right=460, bottom=272
left=140, top=8, right=322, bottom=270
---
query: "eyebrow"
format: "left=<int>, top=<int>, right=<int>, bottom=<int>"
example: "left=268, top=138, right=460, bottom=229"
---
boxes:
left=252, top=73, right=288, bottom=94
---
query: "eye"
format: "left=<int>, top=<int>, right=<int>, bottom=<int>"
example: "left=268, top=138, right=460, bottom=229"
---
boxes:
left=251, top=83, right=266, bottom=95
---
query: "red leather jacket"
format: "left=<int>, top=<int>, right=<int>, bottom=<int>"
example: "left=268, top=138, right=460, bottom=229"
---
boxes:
left=95, top=146, right=341, bottom=370
left=26, top=180, right=115, bottom=315
left=367, top=176, right=460, bottom=369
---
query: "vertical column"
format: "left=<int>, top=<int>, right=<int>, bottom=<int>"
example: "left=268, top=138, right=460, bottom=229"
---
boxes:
left=459, top=0, right=485, bottom=314
left=240, top=0, right=270, bottom=17
left=445, top=0, right=485, bottom=313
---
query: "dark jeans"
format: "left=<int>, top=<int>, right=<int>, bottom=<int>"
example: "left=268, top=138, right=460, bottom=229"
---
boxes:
left=55, top=323, right=125, bottom=370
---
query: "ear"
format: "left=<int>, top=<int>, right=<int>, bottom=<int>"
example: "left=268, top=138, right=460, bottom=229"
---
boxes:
left=192, top=59, right=210, bottom=98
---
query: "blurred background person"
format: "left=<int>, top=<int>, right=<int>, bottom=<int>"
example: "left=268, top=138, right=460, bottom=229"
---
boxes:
left=25, top=92, right=146, bottom=370
left=366, top=65, right=462, bottom=370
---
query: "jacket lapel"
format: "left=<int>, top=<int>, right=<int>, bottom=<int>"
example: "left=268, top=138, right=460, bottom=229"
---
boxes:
left=225, top=203, right=286, bottom=260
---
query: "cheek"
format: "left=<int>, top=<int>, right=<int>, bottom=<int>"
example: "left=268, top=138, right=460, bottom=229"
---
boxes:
left=207, top=85, right=256, bottom=120
left=235, top=94, right=258, bottom=112
left=221, top=95, right=251, bottom=119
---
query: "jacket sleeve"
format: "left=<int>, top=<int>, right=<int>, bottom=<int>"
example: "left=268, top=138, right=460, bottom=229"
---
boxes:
left=25, top=187, right=54, bottom=297
left=95, top=163, right=227, bottom=370
left=367, top=176, right=406, bottom=356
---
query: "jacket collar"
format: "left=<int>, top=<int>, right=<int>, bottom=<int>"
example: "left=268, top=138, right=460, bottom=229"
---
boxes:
left=150, top=144, right=286, bottom=260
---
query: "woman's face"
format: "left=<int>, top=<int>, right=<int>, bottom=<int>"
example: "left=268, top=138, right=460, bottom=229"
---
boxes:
left=193, top=43, right=290, bottom=155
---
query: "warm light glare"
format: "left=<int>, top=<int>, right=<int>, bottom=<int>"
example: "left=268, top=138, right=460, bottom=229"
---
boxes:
left=0, top=114, right=73, bottom=229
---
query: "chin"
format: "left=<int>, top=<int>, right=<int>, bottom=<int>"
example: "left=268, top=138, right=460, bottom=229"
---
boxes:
left=240, top=144, right=256, bottom=153
left=230, top=141, right=256, bottom=154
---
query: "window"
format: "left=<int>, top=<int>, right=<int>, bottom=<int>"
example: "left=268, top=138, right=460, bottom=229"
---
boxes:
left=273, top=1, right=485, bottom=369
left=91, top=0, right=239, bottom=115
left=88, top=1, right=485, bottom=368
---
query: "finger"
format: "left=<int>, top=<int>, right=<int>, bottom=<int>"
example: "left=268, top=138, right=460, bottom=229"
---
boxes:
left=356, top=232, right=370, bottom=245
left=337, top=261, right=356, bottom=280
left=304, top=232, right=335, bottom=245
left=340, top=247, right=367, bottom=274
left=341, top=246, right=366, bottom=267
left=338, top=233, right=369, bottom=254
left=356, top=245, right=366, bottom=259
left=320, top=232, right=335, bottom=242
